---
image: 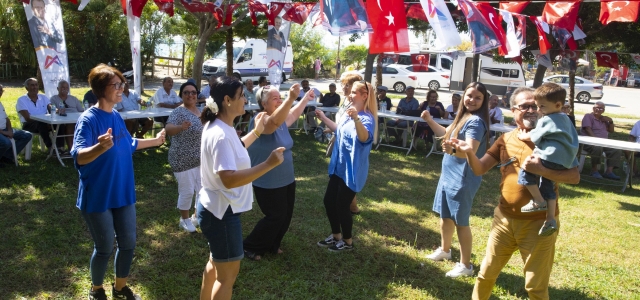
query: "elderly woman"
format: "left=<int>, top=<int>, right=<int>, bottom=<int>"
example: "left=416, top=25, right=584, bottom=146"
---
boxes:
left=72, top=64, right=165, bottom=300
left=197, top=76, right=284, bottom=300
left=165, top=82, right=204, bottom=232
left=50, top=80, right=83, bottom=152
left=242, top=83, right=315, bottom=260
left=314, top=80, right=378, bottom=252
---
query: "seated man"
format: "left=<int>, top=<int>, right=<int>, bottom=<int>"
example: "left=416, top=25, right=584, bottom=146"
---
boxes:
left=0, top=84, right=32, bottom=166
left=199, top=75, right=217, bottom=103
left=49, top=80, right=83, bottom=152
left=83, top=89, right=98, bottom=107
left=151, top=77, right=182, bottom=124
left=16, top=78, right=64, bottom=151
left=488, top=94, right=503, bottom=138
left=580, top=101, right=622, bottom=180
left=628, top=120, right=640, bottom=177
left=377, top=86, right=392, bottom=112
left=387, top=86, right=419, bottom=143
left=299, top=79, right=322, bottom=130
left=307, top=82, right=339, bottom=129
left=116, top=82, right=152, bottom=138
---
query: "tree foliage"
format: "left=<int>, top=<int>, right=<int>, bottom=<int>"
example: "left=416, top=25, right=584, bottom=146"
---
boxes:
left=341, top=44, right=367, bottom=70
left=289, top=23, right=331, bottom=79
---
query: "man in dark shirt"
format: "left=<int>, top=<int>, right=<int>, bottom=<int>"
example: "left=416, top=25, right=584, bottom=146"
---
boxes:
left=83, top=90, right=98, bottom=106
left=376, top=86, right=392, bottom=111
left=387, top=86, right=419, bottom=143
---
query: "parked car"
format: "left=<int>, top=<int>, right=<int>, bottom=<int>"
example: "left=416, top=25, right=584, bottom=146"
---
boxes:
left=535, top=75, right=603, bottom=103
left=358, top=64, right=417, bottom=93
left=627, top=73, right=640, bottom=88
left=399, top=65, right=450, bottom=91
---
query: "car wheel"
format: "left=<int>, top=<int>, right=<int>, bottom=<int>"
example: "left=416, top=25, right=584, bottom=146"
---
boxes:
left=393, top=82, right=406, bottom=93
left=576, top=92, right=591, bottom=103
left=428, top=80, right=440, bottom=90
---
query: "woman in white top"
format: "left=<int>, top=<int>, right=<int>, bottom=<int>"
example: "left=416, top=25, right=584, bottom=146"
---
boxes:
left=446, top=92, right=461, bottom=120
left=197, top=76, right=284, bottom=300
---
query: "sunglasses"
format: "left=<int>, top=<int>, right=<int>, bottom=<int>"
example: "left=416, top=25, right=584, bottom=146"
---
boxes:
left=359, top=80, right=369, bottom=94
left=516, top=104, right=538, bottom=112
left=182, top=91, right=198, bottom=96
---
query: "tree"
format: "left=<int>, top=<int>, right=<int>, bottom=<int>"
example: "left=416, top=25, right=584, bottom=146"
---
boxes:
left=341, top=44, right=367, bottom=70
left=289, top=23, right=331, bottom=78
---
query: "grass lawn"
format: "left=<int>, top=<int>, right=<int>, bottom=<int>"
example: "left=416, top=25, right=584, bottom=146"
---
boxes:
left=1, top=87, right=640, bottom=299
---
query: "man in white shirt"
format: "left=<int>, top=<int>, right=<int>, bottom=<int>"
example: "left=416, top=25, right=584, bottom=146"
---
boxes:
left=0, top=84, right=32, bottom=166
left=116, top=82, right=153, bottom=138
left=489, top=94, right=503, bottom=125
left=16, top=78, right=63, bottom=150
left=151, top=77, right=182, bottom=124
left=199, top=75, right=217, bottom=102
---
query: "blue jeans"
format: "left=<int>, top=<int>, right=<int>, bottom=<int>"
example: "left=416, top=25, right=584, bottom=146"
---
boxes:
left=0, top=130, right=32, bottom=161
left=518, top=160, right=567, bottom=200
left=81, top=204, right=137, bottom=286
left=197, top=203, right=244, bottom=262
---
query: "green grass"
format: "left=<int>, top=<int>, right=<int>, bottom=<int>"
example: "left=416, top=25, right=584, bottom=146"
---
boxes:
left=1, top=87, right=640, bottom=299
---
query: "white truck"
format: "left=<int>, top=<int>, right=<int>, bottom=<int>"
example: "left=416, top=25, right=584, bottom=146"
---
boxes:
left=449, top=52, right=526, bottom=95
left=202, top=39, right=293, bottom=82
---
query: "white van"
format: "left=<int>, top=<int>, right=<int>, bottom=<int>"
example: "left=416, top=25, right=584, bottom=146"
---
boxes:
left=202, top=39, right=293, bottom=82
left=450, top=52, right=526, bottom=95
left=382, top=51, right=453, bottom=71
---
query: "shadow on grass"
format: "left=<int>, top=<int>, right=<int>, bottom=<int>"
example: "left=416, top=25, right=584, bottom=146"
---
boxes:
left=617, top=200, right=640, bottom=213
left=494, top=272, right=602, bottom=300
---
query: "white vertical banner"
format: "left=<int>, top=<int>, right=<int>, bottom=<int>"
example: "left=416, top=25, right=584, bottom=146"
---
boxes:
left=126, top=0, right=142, bottom=95
left=266, top=13, right=291, bottom=89
left=500, top=10, right=520, bottom=58
left=419, top=0, right=461, bottom=50
left=24, top=0, right=69, bottom=99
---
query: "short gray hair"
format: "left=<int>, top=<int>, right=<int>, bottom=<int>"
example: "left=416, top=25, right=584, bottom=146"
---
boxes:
left=510, top=87, right=535, bottom=107
left=162, top=77, right=172, bottom=83
left=594, top=101, right=605, bottom=107
left=24, top=78, right=38, bottom=87
left=57, top=80, right=69, bottom=88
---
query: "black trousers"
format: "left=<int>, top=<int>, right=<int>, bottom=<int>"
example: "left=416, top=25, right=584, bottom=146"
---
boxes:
left=243, top=181, right=296, bottom=255
left=22, top=120, right=63, bottom=148
left=323, top=175, right=357, bottom=240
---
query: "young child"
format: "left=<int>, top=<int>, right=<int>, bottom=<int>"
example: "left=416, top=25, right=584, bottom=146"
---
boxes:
left=517, top=83, right=579, bottom=236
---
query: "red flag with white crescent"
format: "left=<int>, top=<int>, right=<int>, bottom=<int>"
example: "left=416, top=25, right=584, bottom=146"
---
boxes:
left=282, top=2, right=315, bottom=25
left=475, top=2, right=508, bottom=55
left=366, top=0, right=410, bottom=54
left=181, top=0, right=213, bottom=13
left=542, top=1, right=581, bottom=30
left=530, top=16, right=551, bottom=55
left=600, top=0, right=640, bottom=25
left=595, top=52, right=619, bottom=69
left=247, top=0, right=268, bottom=26
left=153, top=0, right=174, bottom=17
left=499, top=1, right=530, bottom=14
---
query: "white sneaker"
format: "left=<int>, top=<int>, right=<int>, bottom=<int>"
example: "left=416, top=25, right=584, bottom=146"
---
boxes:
left=426, top=247, right=452, bottom=261
left=446, top=262, right=473, bottom=278
left=190, top=214, right=199, bottom=227
left=179, top=218, right=196, bottom=233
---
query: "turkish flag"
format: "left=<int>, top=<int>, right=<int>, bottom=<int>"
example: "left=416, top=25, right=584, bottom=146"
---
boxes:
left=595, top=52, right=619, bottom=69
left=282, top=2, right=316, bottom=25
left=542, top=1, right=581, bottom=30
left=153, top=0, right=174, bottom=17
left=600, top=1, right=640, bottom=25
left=366, top=0, right=410, bottom=54
left=405, top=4, right=428, bottom=22
left=248, top=0, right=269, bottom=26
left=121, top=0, right=148, bottom=17
left=499, top=1, right=530, bottom=14
left=181, top=0, right=213, bottom=13
left=213, top=4, right=239, bottom=28
left=475, top=2, right=508, bottom=55
left=266, top=2, right=286, bottom=25
left=530, top=16, right=551, bottom=55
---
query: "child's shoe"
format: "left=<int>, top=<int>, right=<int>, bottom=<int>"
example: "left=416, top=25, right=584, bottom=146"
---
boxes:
left=539, top=219, right=557, bottom=236
left=521, top=200, right=548, bottom=213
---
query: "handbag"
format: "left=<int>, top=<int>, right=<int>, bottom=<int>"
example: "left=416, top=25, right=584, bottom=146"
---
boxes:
left=325, top=134, right=335, bottom=157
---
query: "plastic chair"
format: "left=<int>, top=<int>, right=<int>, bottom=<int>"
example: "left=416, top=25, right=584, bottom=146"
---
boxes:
left=23, top=133, right=45, bottom=161
left=9, top=138, right=19, bottom=166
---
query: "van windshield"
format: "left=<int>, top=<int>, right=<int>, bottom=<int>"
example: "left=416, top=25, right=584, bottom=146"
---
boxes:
left=212, top=45, right=243, bottom=60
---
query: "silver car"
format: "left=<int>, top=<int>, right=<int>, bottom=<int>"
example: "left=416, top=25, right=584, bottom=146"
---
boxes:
left=541, top=75, right=603, bottom=103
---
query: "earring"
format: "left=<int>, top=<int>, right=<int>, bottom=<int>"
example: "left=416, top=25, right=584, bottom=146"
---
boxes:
left=227, top=103, right=231, bottom=107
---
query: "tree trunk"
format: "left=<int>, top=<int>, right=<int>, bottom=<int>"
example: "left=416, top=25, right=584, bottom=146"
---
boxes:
left=375, top=55, right=382, bottom=87
left=472, top=54, right=480, bottom=82
left=364, top=53, right=376, bottom=83
left=226, top=27, right=233, bottom=77
left=192, top=35, right=209, bottom=90
left=532, top=65, right=547, bottom=88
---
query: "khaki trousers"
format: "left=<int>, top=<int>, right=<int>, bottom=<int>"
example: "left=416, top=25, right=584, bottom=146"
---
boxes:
left=473, top=207, right=559, bottom=300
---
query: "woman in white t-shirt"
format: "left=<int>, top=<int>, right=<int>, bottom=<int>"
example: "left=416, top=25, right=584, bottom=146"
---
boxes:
left=197, top=76, right=284, bottom=300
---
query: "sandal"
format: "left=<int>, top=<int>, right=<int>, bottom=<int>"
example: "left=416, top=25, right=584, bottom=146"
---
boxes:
left=244, top=250, right=261, bottom=261
left=520, top=200, right=547, bottom=213
left=539, top=219, right=557, bottom=236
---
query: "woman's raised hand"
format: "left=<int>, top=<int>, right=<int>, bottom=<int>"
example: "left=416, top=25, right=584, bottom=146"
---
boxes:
left=346, top=107, right=358, bottom=120
left=448, top=138, right=473, bottom=153
left=288, top=83, right=301, bottom=100
left=420, top=110, right=432, bottom=121
left=253, top=112, right=267, bottom=134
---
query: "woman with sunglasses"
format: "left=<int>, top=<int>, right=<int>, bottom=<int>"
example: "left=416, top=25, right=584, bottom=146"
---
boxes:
left=72, top=64, right=166, bottom=300
left=420, top=82, right=490, bottom=278
left=314, top=80, right=378, bottom=252
left=165, top=81, right=204, bottom=232
left=242, top=83, right=315, bottom=260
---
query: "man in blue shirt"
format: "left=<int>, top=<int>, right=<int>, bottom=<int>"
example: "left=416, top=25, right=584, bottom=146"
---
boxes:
left=386, top=86, right=418, bottom=143
left=116, top=82, right=152, bottom=138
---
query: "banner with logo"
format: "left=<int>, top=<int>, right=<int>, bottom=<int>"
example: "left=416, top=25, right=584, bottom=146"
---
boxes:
left=267, top=12, right=291, bottom=89
left=126, top=0, right=142, bottom=95
left=24, top=0, right=69, bottom=99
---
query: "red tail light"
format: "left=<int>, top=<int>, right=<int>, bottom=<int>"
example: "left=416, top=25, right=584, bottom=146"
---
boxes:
left=594, top=86, right=602, bottom=90
left=409, top=76, right=417, bottom=81
left=441, top=75, right=450, bottom=79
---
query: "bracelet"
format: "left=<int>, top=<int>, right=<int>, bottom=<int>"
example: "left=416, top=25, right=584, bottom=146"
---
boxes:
left=252, top=130, right=260, bottom=138
left=354, top=117, right=360, bottom=122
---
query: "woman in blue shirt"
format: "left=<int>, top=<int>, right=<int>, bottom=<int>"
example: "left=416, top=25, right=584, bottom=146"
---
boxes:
left=242, top=83, right=315, bottom=260
left=420, top=82, right=490, bottom=278
left=72, top=64, right=166, bottom=300
left=314, top=81, right=378, bottom=252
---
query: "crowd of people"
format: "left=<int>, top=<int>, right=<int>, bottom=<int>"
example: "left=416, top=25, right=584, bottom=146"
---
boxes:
left=8, top=67, right=640, bottom=300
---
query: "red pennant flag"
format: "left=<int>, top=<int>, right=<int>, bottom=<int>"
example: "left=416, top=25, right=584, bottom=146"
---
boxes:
left=266, top=2, right=286, bottom=25
left=530, top=16, right=551, bottom=55
left=247, top=0, right=268, bottom=26
left=475, top=2, right=508, bottom=55
left=511, top=56, right=523, bottom=66
left=405, top=3, right=428, bottom=22
left=600, top=1, right=640, bottom=25
left=542, top=1, right=581, bottom=30
left=64, top=0, right=78, bottom=4
left=282, top=2, right=315, bottom=25
left=213, top=4, right=240, bottom=28
left=153, top=0, right=174, bottom=17
left=21, top=0, right=29, bottom=4
left=180, top=0, right=213, bottom=13
left=499, top=1, right=530, bottom=14
left=595, top=52, right=619, bottom=69
left=366, top=0, right=410, bottom=54
left=120, top=0, right=148, bottom=17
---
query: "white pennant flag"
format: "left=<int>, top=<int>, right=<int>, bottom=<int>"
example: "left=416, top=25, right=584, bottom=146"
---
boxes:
left=126, top=0, right=142, bottom=95
left=500, top=10, right=520, bottom=58
left=572, top=24, right=586, bottom=40
left=531, top=50, right=553, bottom=69
left=420, top=0, right=461, bottom=50
left=78, top=0, right=90, bottom=11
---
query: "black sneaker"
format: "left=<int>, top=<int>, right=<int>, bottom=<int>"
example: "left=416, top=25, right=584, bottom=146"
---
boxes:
left=317, top=234, right=339, bottom=247
left=111, top=284, right=141, bottom=300
left=88, top=287, right=107, bottom=300
left=328, top=240, right=353, bottom=252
